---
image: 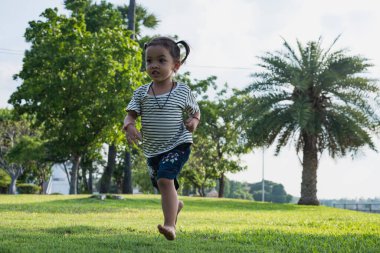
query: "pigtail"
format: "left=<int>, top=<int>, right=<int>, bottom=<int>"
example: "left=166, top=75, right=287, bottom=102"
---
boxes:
left=176, top=41, right=190, bottom=64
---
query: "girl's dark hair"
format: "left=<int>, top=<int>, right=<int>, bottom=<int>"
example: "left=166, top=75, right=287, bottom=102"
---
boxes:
left=144, top=37, right=190, bottom=64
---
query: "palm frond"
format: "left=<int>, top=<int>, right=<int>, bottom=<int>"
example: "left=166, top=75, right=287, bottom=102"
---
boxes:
left=245, top=108, right=292, bottom=147
left=327, top=90, right=378, bottom=120
left=320, top=34, right=342, bottom=63
left=246, top=73, right=293, bottom=94
left=274, top=122, right=299, bottom=155
left=326, top=54, right=372, bottom=78
left=323, top=109, right=376, bottom=157
left=257, top=55, right=294, bottom=81
left=323, top=76, right=378, bottom=95
left=280, top=37, right=302, bottom=67
left=329, top=104, right=379, bottom=132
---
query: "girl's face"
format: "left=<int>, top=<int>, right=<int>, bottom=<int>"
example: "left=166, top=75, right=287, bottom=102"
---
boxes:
left=145, top=45, right=180, bottom=84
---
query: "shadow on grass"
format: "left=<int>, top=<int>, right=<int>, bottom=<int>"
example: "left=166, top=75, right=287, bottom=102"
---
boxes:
left=0, top=225, right=379, bottom=253
left=184, top=197, right=300, bottom=212
left=0, top=195, right=300, bottom=214
left=0, top=197, right=161, bottom=214
left=0, top=197, right=301, bottom=213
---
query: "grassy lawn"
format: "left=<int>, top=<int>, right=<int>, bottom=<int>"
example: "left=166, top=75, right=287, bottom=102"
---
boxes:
left=0, top=195, right=379, bottom=252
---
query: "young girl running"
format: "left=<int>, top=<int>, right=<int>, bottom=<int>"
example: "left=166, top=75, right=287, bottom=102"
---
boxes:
left=123, top=37, right=200, bottom=240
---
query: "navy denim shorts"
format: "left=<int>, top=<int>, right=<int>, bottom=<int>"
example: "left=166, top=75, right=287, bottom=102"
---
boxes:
left=147, top=143, right=191, bottom=190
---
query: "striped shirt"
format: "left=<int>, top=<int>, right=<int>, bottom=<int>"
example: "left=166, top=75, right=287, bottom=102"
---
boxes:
left=126, top=82, right=200, bottom=158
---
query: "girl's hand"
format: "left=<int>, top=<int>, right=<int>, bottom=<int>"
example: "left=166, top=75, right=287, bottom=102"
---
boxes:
left=123, top=123, right=142, bottom=145
left=185, top=117, right=200, bottom=132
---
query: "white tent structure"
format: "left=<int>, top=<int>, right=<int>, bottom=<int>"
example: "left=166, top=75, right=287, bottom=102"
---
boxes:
left=45, top=165, right=70, bottom=194
left=206, top=188, right=218, bottom=198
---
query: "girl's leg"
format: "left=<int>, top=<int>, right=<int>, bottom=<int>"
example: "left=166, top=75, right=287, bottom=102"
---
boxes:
left=176, top=200, right=184, bottom=225
left=157, top=178, right=179, bottom=240
left=157, top=178, right=178, bottom=228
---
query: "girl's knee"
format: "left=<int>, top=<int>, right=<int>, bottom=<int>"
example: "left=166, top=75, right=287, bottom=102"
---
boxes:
left=157, top=178, right=173, bottom=188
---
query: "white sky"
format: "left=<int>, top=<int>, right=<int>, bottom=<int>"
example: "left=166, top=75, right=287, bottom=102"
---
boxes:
left=1, top=0, right=379, bottom=199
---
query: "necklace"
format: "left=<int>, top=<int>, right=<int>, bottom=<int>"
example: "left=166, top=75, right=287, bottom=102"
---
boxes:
left=150, top=81, right=175, bottom=109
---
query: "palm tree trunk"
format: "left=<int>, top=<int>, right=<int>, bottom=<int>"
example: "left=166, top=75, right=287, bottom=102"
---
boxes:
left=298, top=134, right=320, bottom=205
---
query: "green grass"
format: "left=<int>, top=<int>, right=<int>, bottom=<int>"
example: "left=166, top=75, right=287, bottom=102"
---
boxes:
left=0, top=195, right=379, bottom=252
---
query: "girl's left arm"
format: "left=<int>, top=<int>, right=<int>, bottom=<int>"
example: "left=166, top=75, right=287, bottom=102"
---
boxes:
left=185, top=112, right=200, bottom=132
left=184, top=87, right=200, bottom=132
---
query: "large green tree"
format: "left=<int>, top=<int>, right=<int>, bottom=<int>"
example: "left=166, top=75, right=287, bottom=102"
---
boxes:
left=197, top=93, right=247, bottom=198
left=240, top=37, right=380, bottom=205
left=9, top=5, right=142, bottom=194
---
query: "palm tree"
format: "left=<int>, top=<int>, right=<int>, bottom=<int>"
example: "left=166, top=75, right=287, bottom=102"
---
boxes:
left=240, top=37, right=380, bottom=205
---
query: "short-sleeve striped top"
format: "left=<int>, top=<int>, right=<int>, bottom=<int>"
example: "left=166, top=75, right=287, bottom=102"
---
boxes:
left=126, top=82, right=200, bottom=158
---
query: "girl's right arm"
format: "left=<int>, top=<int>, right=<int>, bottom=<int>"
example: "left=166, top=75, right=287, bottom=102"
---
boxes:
left=123, top=111, right=142, bottom=145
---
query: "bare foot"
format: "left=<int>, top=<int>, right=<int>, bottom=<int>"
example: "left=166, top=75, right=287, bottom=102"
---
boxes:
left=175, top=200, right=184, bottom=225
left=157, top=224, right=176, bottom=240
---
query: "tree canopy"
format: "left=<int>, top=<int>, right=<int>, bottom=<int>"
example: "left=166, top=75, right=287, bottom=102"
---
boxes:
left=9, top=5, right=142, bottom=194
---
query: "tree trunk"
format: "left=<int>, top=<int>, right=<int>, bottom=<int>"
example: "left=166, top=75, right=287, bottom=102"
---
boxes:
left=62, top=163, right=70, bottom=186
left=127, top=0, right=136, bottom=40
left=123, top=150, right=133, bottom=194
left=298, top=134, right=320, bottom=205
left=218, top=173, right=225, bottom=198
left=8, top=176, right=17, bottom=194
left=7, top=165, right=24, bottom=194
left=200, top=185, right=205, bottom=197
left=88, top=168, right=93, bottom=194
left=81, top=158, right=93, bottom=193
left=197, top=187, right=202, bottom=197
left=81, top=165, right=88, bottom=193
left=39, top=181, right=44, bottom=194
left=69, top=155, right=81, bottom=195
left=99, top=144, right=117, bottom=193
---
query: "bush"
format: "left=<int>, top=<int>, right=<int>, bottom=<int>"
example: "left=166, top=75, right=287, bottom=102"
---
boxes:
left=17, top=184, right=40, bottom=194
left=0, top=169, right=11, bottom=193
